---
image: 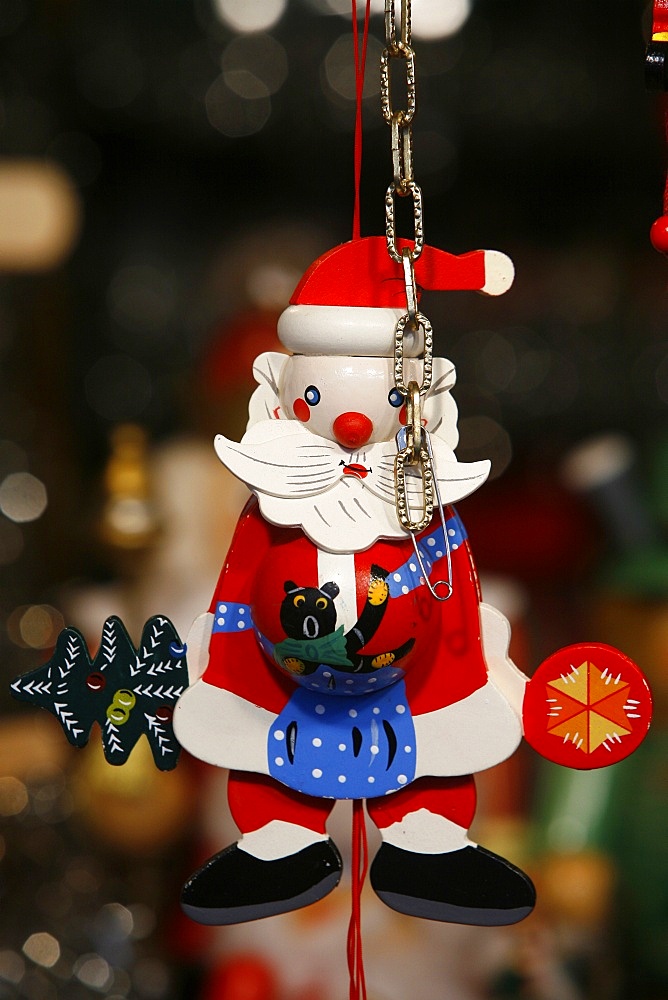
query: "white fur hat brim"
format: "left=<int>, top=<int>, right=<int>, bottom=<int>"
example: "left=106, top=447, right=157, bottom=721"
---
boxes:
left=277, top=304, right=424, bottom=357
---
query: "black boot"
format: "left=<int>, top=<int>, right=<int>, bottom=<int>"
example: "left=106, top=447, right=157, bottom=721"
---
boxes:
left=370, top=843, right=535, bottom=926
left=181, top=839, right=343, bottom=925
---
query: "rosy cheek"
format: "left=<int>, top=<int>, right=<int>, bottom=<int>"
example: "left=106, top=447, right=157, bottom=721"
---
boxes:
left=397, top=405, right=427, bottom=428
left=293, top=398, right=310, bottom=422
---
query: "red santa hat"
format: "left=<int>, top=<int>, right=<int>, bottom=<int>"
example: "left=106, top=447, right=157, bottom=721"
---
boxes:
left=277, top=235, right=514, bottom=357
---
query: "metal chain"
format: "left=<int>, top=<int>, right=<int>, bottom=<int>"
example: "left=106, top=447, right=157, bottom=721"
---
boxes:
left=385, top=0, right=434, bottom=533
left=381, top=2, right=420, bottom=255
left=383, top=0, right=430, bottom=400
left=384, top=2, right=453, bottom=600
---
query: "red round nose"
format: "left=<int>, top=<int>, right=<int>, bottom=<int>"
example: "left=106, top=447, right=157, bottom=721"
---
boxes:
left=332, top=412, right=374, bottom=449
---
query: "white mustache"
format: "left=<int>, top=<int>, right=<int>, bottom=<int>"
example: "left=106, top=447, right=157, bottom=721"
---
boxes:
left=214, top=420, right=490, bottom=508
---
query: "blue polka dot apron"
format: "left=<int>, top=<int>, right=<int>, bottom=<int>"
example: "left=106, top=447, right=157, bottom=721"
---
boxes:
left=268, top=681, right=417, bottom=799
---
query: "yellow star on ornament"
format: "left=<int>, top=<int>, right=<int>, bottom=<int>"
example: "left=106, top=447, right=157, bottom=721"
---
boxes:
left=544, top=660, right=636, bottom=754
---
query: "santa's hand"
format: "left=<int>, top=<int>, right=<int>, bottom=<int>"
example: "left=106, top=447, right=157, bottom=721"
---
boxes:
left=184, top=612, right=215, bottom=683
left=282, top=656, right=306, bottom=675
left=479, top=603, right=528, bottom=715
left=368, top=564, right=390, bottom=606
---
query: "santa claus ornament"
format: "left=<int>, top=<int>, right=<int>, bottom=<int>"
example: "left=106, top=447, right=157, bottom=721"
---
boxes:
left=12, top=0, right=652, bottom=990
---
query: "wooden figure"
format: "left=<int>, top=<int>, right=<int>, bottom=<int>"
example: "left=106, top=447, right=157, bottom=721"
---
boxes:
left=167, top=236, right=651, bottom=927
left=11, top=237, right=651, bottom=928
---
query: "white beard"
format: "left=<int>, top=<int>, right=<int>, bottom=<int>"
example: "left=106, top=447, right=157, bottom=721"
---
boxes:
left=215, top=420, right=490, bottom=553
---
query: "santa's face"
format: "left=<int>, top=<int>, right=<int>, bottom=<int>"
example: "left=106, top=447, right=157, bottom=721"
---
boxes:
left=214, top=350, right=490, bottom=551
left=279, top=356, right=409, bottom=449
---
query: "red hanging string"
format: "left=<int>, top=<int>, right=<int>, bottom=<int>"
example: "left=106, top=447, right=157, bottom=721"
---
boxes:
left=351, top=0, right=372, bottom=240
left=346, top=799, right=368, bottom=1000
left=348, top=8, right=372, bottom=991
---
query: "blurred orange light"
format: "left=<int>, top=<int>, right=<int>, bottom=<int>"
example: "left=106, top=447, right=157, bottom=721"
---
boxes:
left=0, top=160, right=81, bottom=272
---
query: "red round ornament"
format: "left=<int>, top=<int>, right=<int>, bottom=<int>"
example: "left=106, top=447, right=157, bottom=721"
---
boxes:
left=523, top=642, right=652, bottom=769
left=650, top=214, right=668, bottom=254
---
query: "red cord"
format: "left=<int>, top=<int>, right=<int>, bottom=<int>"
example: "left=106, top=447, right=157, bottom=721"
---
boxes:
left=347, top=800, right=368, bottom=1000
left=347, top=9, right=372, bottom=990
left=352, top=0, right=372, bottom=240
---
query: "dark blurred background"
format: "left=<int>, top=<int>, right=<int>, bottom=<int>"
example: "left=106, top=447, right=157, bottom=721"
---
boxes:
left=1, top=1, right=668, bottom=999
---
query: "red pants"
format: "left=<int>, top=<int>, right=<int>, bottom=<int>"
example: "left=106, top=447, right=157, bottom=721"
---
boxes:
left=228, top=770, right=477, bottom=834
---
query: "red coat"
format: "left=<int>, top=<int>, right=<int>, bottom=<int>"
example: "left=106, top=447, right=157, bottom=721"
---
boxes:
left=202, top=496, right=489, bottom=717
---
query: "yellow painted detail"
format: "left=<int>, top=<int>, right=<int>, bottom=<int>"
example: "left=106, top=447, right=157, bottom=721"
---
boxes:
left=368, top=578, right=389, bottom=606
left=546, top=661, right=632, bottom=753
left=548, top=661, right=589, bottom=702
left=106, top=688, right=137, bottom=726
left=283, top=656, right=306, bottom=674
left=371, top=652, right=395, bottom=668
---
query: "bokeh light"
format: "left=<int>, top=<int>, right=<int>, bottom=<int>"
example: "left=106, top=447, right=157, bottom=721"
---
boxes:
left=213, top=0, right=287, bottom=34
left=323, top=33, right=383, bottom=101
left=205, top=75, right=272, bottom=137
left=302, top=0, right=350, bottom=14
left=409, top=0, right=472, bottom=40
left=0, top=162, right=81, bottom=272
left=22, top=933, right=60, bottom=970
left=312, top=0, right=471, bottom=38
left=18, top=605, right=65, bottom=650
left=5, top=604, right=65, bottom=649
left=74, top=954, right=112, bottom=991
left=95, top=902, right=135, bottom=942
left=0, top=472, right=48, bottom=523
left=0, top=777, right=29, bottom=817
left=222, top=34, right=288, bottom=98
left=0, top=950, right=25, bottom=986
left=246, top=263, right=301, bottom=310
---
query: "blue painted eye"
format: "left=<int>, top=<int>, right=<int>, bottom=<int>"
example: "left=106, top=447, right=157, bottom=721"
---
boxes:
left=304, top=385, right=321, bottom=406
left=388, top=388, right=403, bottom=408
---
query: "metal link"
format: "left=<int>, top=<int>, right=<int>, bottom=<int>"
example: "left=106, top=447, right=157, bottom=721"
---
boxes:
left=401, top=247, right=418, bottom=329
left=385, top=0, right=411, bottom=53
left=404, top=380, right=422, bottom=456
left=394, top=444, right=433, bottom=532
left=393, top=313, right=433, bottom=396
left=391, top=114, right=413, bottom=192
left=385, top=180, right=424, bottom=263
left=380, top=44, right=416, bottom=126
